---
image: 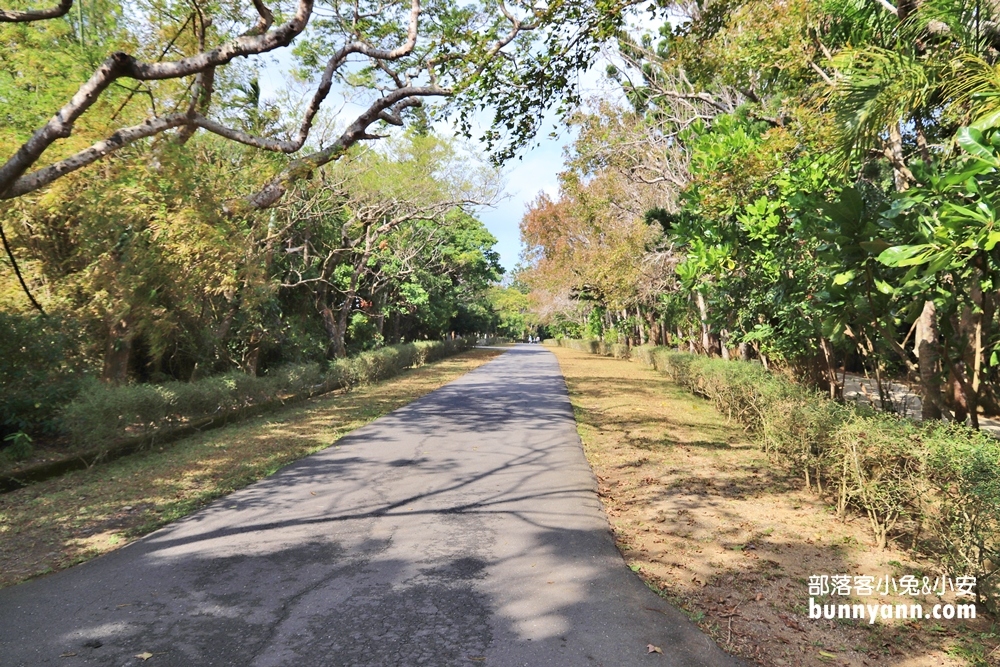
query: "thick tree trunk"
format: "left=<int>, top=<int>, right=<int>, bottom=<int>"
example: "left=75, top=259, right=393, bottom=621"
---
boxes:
left=333, top=297, right=352, bottom=358
left=317, top=283, right=341, bottom=359
left=242, top=333, right=262, bottom=376
left=947, top=362, right=969, bottom=424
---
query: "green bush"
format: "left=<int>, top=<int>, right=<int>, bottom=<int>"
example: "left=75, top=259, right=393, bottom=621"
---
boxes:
left=2, top=431, right=34, bottom=461
left=0, top=313, right=87, bottom=437
left=556, top=339, right=1000, bottom=609
left=60, top=338, right=472, bottom=450
left=924, top=424, right=1000, bottom=612
left=833, top=415, right=925, bottom=549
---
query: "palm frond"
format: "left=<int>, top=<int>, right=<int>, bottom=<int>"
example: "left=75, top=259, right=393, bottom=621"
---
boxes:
left=828, top=46, right=934, bottom=166
left=942, top=52, right=1000, bottom=123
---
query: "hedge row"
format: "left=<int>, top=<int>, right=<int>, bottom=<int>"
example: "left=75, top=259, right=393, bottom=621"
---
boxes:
left=549, top=338, right=1000, bottom=611
left=61, top=338, right=472, bottom=451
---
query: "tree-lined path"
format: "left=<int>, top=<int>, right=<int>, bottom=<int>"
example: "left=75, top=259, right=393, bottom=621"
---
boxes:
left=0, top=346, right=739, bottom=666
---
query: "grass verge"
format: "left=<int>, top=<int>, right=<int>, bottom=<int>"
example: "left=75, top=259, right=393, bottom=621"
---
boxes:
left=550, top=346, right=1000, bottom=667
left=0, top=347, right=504, bottom=589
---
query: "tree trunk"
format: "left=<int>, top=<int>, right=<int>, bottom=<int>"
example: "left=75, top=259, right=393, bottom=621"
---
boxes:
left=242, top=333, right=262, bottom=376
left=333, top=296, right=352, bottom=358
left=915, top=300, right=944, bottom=420
left=696, top=291, right=719, bottom=356
left=101, top=316, right=133, bottom=384
left=317, top=281, right=344, bottom=359
left=887, top=122, right=915, bottom=192
left=819, top=337, right=841, bottom=400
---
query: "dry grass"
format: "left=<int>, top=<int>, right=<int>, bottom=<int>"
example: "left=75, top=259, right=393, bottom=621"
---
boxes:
left=550, top=346, right=1000, bottom=667
left=0, top=348, right=504, bottom=589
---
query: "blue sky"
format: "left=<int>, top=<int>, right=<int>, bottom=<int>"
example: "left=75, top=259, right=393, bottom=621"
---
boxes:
left=474, top=128, right=566, bottom=273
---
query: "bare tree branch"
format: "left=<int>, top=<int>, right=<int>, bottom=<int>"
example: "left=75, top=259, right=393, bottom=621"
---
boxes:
left=0, top=0, right=72, bottom=22
left=0, top=0, right=315, bottom=199
left=246, top=88, right=443, bottom=210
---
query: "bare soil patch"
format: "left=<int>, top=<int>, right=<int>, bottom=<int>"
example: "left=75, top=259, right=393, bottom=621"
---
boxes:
left=550, top=346, right=1000, bottom=667
left=0, top=348, right=504, bottom=589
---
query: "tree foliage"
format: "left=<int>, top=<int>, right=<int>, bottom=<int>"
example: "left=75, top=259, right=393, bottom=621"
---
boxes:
left=523, top=0, right=1000, bottom=427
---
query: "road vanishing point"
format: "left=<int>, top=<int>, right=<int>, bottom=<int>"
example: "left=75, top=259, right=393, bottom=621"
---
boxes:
left=0, top=346, right=743, bottom=667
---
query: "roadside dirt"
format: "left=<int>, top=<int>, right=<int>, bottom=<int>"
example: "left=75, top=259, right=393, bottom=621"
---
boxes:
left=550, top=346, right=1000, bottom=667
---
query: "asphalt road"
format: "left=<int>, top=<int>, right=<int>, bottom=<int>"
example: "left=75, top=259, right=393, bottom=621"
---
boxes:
left=0, top=346, right=743, bottom=667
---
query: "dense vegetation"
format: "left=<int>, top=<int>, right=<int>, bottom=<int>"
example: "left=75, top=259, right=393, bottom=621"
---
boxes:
left=3, top=0, right=998, bottom=613
left=520, top=0, right=1000, bottom=612
left=0, top=1, right=568, bottom=449
left=524, top=0, right=1000, bottom=432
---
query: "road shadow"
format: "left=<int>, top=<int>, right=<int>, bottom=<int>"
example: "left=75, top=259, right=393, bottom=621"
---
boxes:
left=0, top=345, right=740, bottom=667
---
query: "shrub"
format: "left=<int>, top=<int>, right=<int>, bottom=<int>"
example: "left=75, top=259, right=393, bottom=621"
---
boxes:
left=924, top=424, right=1000, bottom=612
left=2, top=431, right=34, bottom=461
left=0, top=313, right=87, bottom=437
left=556, top=339, right=1000, bottom=610
left=60, top=338, right=471, bottom=450
left=834, top=415, right=925, bottom=549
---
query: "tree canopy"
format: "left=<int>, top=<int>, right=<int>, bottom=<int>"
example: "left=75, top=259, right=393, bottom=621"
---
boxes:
left=522, top=0, right=1000, bottom=429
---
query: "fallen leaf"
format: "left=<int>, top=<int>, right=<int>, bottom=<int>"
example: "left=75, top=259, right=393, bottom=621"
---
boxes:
left=135, top=652, right=153, bottom=661
left=647, top=644, right=663, bottom=654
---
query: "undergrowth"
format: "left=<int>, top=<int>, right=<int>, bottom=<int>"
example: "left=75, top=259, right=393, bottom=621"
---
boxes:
left=61, top=339, right=471, bottom=451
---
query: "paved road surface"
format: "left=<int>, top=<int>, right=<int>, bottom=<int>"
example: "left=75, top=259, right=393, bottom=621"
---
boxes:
left=0, top=346, right=742, bottom=667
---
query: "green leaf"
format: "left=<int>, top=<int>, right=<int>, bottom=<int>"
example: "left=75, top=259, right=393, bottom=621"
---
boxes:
left=971, top=109, right=1000, bottom=132
left=925, top=249, right=955, bottom=274
left=859, top=239, right=891, bottom=254
left=833, top=270, right=856, bottom=285
left=942, top=202, right=990, bottom=223
left=956, top=127, right=998, bottom=162
left=823, top=187, right=864, bottom=227
left=874, top=278, right=895, bottom=295
left=878, top=244, right=931, bottom=267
